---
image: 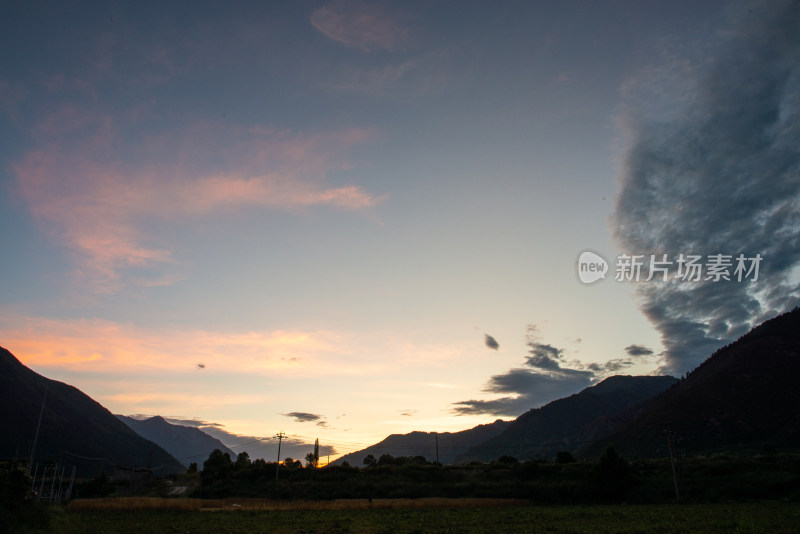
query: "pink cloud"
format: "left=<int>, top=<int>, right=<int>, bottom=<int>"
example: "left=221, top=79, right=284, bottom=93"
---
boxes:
left=0, top=313, right=351, bottom=375
left=13, top=108, right=383, bottom=292
left=310, top=0, right=410, bottom=52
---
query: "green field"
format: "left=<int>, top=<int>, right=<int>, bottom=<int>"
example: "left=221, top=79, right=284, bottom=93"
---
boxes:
left=22, top=501, right=800, bottom=534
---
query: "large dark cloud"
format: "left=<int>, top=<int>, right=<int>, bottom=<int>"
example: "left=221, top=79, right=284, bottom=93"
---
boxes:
left=613, top=0, right=800, bottom=375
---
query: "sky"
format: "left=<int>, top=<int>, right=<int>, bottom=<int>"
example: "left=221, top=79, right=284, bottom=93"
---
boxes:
left=2, top=0, right=799, bottom=463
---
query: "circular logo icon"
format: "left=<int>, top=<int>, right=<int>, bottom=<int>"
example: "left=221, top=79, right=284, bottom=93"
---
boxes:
left=576, top=250, right=609, bottom=285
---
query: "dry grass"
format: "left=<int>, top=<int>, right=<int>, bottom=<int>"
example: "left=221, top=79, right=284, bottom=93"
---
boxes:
left=67, top=496, right=530, bottom=512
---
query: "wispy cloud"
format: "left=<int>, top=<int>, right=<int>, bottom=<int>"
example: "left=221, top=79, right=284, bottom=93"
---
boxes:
left=310, top=0, right=410, bottom=52
left=0, top=313, right=352, bottom=375
left=0, top=314, right=472, bottom=383
left=613, top=0, right=800, bottom=375
left=109, top=392, right=269, bottom=410
left=328, top=50, right=450, bottom=97
left=13, top=109, right=382, bottom=292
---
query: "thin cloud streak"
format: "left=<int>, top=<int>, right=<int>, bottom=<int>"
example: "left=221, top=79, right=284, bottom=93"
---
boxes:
left=0, top=313, right=352, bottom=375
left=0, top=313, right=471, bottom=381
left=310, top=0, right=410, bottom=52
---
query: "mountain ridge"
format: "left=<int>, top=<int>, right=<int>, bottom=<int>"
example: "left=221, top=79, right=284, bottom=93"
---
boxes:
left=0, top=346, right=184, bottom=476
left=334, top=418, right=511, bottom=466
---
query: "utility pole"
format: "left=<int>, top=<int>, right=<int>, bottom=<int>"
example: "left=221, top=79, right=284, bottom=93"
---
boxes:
left=665, top=430, right=681, bottom=503
left=275, top=432, right=286, bottom=481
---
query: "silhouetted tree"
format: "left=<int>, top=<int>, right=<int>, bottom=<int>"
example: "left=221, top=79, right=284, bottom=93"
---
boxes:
left=187, top=462, right=198, bottom=474
left=305, top=452, right=317, bottom=468
left=377, top=454, right=396, bottom=467
left=235, top=452, right=251, bottom=469
left=305, top=438, right=320, bottom=468
left=203, top=449, right=233, bottom=481
left=283, top=457, right=302, bottom=469
left=363, top=454, right=377, bottom=467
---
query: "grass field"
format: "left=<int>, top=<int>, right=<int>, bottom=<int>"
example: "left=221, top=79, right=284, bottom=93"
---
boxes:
left=28, top=500, right=800, bottom=533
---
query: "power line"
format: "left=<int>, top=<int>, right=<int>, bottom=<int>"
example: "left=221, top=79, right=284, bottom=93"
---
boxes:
left=27, top=386, right=47, bottom=474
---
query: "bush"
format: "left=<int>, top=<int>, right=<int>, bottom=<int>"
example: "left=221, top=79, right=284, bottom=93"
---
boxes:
left=556, top=451, right=576, bottom=464
left=595, top=447, right=636, bottom=501
left=0, top=463, right=50, bottom=534
left=74, top=471, right=115, bottom=499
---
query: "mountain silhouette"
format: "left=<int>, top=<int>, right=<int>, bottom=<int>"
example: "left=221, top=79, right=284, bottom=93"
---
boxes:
left=0, top=346, right=184, bottom=476
left=582, top=307, right=800, bottom=458
left=334, top=419, right=510, bottom=466
left=455, top=375, right=678, bottom=463
left=118, top=415, right=236, bottom=466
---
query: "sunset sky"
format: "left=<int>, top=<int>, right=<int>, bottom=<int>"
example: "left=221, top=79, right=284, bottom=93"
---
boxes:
left=2, top=1, right=798, bottom=462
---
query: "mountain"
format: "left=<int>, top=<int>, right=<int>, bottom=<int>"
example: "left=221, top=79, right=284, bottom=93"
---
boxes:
left=583, top=307, right=800, bottom=458
left=0, top=346, right=184, bottom=476
left=456, top=375, right=678, bottom=463
left=118, top=415, right=236, bottom=466
left=334, top=419, right=510, bottom=466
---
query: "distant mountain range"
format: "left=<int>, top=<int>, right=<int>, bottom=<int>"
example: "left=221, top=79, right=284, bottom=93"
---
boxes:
left=333, top=375, right=676, bottom=466
left=117, top=415, right=236, bottom=466
left=334, top=419, right=510, bottom=466
left=341, top=307, right=800, bottom=464
left=0, top=346, right=184, bottom=476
